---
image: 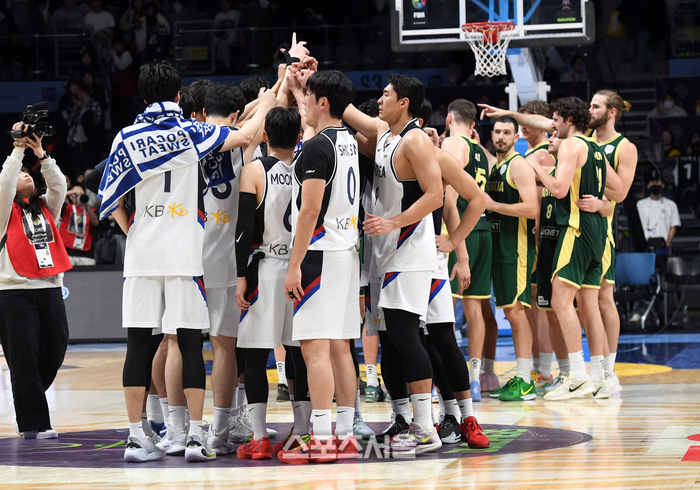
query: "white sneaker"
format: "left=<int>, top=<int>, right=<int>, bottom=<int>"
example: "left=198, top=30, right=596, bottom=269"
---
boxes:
left=543, top=373, right=596, bottom=401
left=184, top=434, right=217, bottom=462
left=353, top=411, right=375, bottom=439
left=229, top=413, right=253, bottom=443
left=593, top=378, right=612, bottom=399
left=12, top=420, right=58, bottom=439
left=206, top=426, right=235, bottom=455
left=608, top=372, right=622, bottom=395
left=157, top=425, right=187, bottom=455
left=124, top=434, right=166, bottom=463
left=267, top=426, right=277, bottom=438
left=544, top=374, right=567, bottom=394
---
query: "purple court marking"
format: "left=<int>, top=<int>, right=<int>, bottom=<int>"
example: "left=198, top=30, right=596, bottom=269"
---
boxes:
left=0, top=423, right=591, bottom=468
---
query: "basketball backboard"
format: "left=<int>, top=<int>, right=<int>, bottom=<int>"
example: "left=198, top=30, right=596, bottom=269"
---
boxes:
left=391, top=0, right=595, bottom=52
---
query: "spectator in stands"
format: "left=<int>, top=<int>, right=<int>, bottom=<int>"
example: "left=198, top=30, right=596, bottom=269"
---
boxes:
left=59, top=185, right=99, bottom=266
left=142, top=1, right=170, bottom=62
left=660, top=129, right=682, bottom=158
left=73, top=45, right=105, bottom=92
left=687, top=130, right=700, bottom=156
left=57, top=78, right=80, bottom=136
left=428, top=100, right=447, bottom=129
left=560, top=53, right=588, bottom=82
left=51, top=0, right=85, bottom=31
left=83, top=71, right=108, bottom=112
left=109, top=35, right=136, bottom=131
left=214, top=0, right=241, bottom=71
left=66, top=83, right=105, bottom=173
left=240, top=76, right=270, bottom=104
left=84, top=0, right=115, bottom=40
left=637, top=170, right=681, bottom=248
left=119, top=0, right=147, bottom=60
left=649, top=90, right=688, bottom=119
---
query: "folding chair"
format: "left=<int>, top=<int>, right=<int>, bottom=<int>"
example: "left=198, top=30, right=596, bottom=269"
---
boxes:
left=615, top=253, right=659, bottom=330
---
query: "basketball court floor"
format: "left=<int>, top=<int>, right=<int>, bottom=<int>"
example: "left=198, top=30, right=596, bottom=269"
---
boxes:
left=1, top=333, right=699, bottom=489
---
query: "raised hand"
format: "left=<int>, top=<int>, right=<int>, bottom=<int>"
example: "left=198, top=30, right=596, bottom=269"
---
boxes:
left=478, top=103, right=508, bottom=121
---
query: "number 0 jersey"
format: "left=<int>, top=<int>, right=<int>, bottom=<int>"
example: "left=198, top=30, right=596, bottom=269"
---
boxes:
left=371, top=119, right=437, bottom=274
left=202, top=146, right=244, bottom=288
left=456, top=136, right=491, bottom=232
left=292, top=126, right=360, bottom=252
left=251, top=155, right=294, bottom=260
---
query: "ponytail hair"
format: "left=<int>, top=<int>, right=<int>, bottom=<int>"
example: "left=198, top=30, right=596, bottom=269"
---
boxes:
left=596, top=90, right=631, bottom=123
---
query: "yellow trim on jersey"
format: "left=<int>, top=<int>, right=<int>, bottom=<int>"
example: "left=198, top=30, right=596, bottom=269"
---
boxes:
left=601, top=239, right=615, bottom=284
left=504, top=154, right=523, bottom=191
left=568, top=168, right=582, bottom=230
left=551, top=226, right=581, bottom=287
left=459, top=135, right=479, bottom=146
left=525, top=142, right=550, bottom=157
left=595, top=132, right=622, bottom=147
left=515, top=216, right=529, bottom=305
left=452, top=293, right=463, bottom=299
left=581, top=284, right=601, bottom=289
left=585, top=128, right=594, bottom=137
left=462, top=294, right=492, bottom=299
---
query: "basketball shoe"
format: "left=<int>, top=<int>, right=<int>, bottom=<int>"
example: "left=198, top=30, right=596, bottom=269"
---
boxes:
left=531, top=371, right=553, bottom=392
left=470, top=381, right=482, bottom=402
left=488, top=377, right=516, bottom=398
left=353, top=411, right=375, bottom=439
left=157, top=424, right=187, bottom=455
left=480, top=371, right=501, bottom=392
left=437, top=414, right=461, bottom=444
left=460, top=416, right=489, bottom=449
left=237, top=436, right=272, bottom=460
left=124, top=434, right=166, bottom=463
left=377, top=414, right=410, bottom=443
left=364, top=384, right=385, bottom=403
left=544, top=374, right=568, bottom=393
left=206, top=426, right=235, bottom=455
left=184, top=434, right=216, bottom=462
left=498, top=377, right=537, bottom=401
left=543, top=373, right=596, bottom=401
left=277, top=435, right=338, bottom=464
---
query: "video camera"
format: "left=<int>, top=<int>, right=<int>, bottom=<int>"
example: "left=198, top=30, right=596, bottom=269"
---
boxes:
left=7, top=102, right=54, bottom=139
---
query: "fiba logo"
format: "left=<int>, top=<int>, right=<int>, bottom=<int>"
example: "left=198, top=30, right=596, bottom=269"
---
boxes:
left=61, top=287, right=70, bottom=299
left=412, top=0, right=426, bottom=8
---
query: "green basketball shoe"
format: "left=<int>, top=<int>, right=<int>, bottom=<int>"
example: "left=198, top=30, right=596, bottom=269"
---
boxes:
left=498, top=377, right=537, bottom=401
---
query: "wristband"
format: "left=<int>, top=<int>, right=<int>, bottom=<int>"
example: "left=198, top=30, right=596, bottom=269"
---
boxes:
left=38, top=153, right=49, bottom=161
left=13, top=142, right=26, bottom=147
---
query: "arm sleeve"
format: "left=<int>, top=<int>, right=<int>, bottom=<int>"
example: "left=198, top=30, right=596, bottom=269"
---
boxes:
left=299, top=136, right=335, bottom=183
left=40, top=156, right=68, bottom=222
left=235, top=192, right=257, bottom=277
left=0, top=149, right=24, bottom=233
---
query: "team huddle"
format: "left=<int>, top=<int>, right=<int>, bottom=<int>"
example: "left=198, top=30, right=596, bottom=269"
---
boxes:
left=98, top=36, right=637, bottom=465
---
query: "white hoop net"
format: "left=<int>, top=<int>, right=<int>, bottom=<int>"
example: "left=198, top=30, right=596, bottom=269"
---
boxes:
left=462, top=23, right=516, bottom=78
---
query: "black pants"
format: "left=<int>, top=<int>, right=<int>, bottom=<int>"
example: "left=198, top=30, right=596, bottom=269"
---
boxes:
left=0, top=288, right=69, bottom=432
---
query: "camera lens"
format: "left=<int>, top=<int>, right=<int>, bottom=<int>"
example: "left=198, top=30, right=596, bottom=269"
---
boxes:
left=79, top=194, right=90, bottom=204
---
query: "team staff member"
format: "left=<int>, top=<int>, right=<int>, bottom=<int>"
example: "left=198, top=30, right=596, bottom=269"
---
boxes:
left=0, top=125, right=71, bottom=439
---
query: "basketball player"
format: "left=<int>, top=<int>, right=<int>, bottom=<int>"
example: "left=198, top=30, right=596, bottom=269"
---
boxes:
left=342, top=74, right=444, bottom=456
left=440, top=99, right=499, bottom=401
left=518, top=100, right=557, bottom=391
left=99, top=60, right=276, bottom=463
left=278, top=70, right=361, bottom=464
left=235, top=107, right=302, bottom=460
left=586, top=90, right=637, bottom=394
left=485, top=97, right=623, bottom=400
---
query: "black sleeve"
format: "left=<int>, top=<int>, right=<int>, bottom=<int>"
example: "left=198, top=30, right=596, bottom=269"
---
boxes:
left=84, top=159, right=108, bottom=194
left=298, top=135, right=335, bottom=183
left=235, top=192, right=257, bottom=277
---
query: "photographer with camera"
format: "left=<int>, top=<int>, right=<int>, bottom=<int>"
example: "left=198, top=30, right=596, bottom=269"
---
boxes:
left=59, top=185, right=99, bottom=266
left=0, top=122, right=71, bottom=439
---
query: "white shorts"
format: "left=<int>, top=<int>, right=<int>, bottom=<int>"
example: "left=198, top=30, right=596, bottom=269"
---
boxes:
left=207, top=286, right=240, bottom=338
left=378, top=270, right=432, bottom=318
left=293, top=250, right=361, bottom=341
left=123, top=276, right=208, bottom=331
left=364, top=279, right=385, bottom=336
left=237, top=257, right=299, bottom=349
left=426, top=277, right=455, bottom=324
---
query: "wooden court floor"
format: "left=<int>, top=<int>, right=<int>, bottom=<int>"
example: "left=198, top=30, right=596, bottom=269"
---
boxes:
left=1, top=351, right=700, bottom=489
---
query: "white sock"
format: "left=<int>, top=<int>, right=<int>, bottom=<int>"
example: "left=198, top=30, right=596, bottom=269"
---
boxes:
left=539, top=352, right=553, bottom=379
left=366, top=364, right=379, bottom=387
left=483, top=358, right=496, bottom=375
left=185, top=409, right=190, bottom=429
left=458, top=398, right=474, bottom=421
left=605, top=352, right=616, bottom=373
left=188, top=419, right=203, bottom=440
left=311, top=409, right=332, bottom=441
left=293, top=401, right=312, bottom=435
left=141, top=412, right=153, bottom=437
left=335, top=406, right=354, bottom=439
left=276, top=362, right=286, bottom=385
left=532, top=356, right=540, bottom=373
left=169, top=406, right=186, bottom=430
left=590, top=355, right=605, bottom=383
left=411, top=393, right=433, bottom=431
left=147, top=394, right=163, bottom=424
left=558, top=358, right=570, bottom=377
left=436, top=388, right=445, bottom=419
left=159, top=397, right=169, bottom=424
left=248, top=403, right=267, bottom=440
left=391, top=397, right=412, bottom=424
left=129, top=422, right=146, bottom=440
left=516, top=358, right=531, bottom=382
left=444, top=398, right=460, bottom=420
left=569, top=351, right=586, bottom=380
left=237, top=384, right=246, bottom=409
left=355, top=389, right=361, bottom=412
left=469, top=358, right=482, bottom=384
left=213, top=407, right=230, bottom=433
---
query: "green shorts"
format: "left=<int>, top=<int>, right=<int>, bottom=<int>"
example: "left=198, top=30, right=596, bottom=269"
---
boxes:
left=449, top=231, right=492, bottom=299
left=492, top=256, right=532, bottom=309
left=601, top=239, right=615, bottom=284
left=534, top=230, right=559, bottom=310
left=552, top=226, right=603, bottom=289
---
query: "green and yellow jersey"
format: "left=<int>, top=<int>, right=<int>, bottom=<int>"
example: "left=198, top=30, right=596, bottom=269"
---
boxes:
left=595, top=132, right=628, bottom=246
left=488, top=152, right=530, bottom=265
left=524, top=142, right=550, bottom=262
left=556, top=135, right=608, bottom=259
left=540, top=165, right=559, bottom=238
left=456, top=136, right=491, bottom=232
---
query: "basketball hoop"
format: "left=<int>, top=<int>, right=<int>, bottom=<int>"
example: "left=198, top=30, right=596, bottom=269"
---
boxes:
left=461, top=22, right=516, bottom=78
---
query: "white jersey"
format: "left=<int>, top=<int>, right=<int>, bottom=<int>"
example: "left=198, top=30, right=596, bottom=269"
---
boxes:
left=360, top=154, right=380, bottom=283
left=292, top=126, right=360, bottom=252
left=202, top=145, right=244, bottom=287
left=253, top=155, right=294, bottom=259
left=372, top=119, right=437, bottom=274
left=124, top=163, right=206, bottom=277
